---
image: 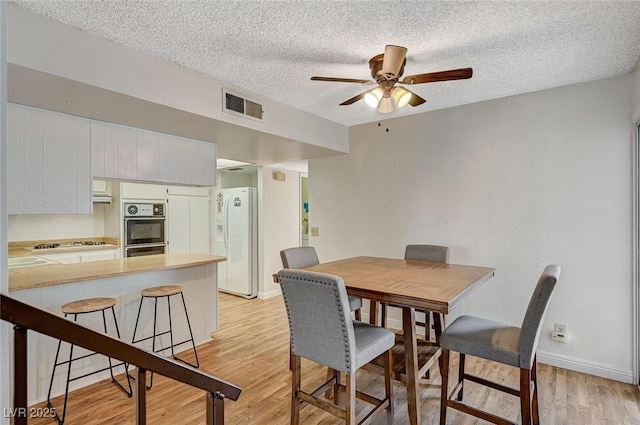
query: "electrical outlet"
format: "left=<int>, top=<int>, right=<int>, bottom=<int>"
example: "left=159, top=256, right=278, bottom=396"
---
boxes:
left=554, top=323, right=566, bottom=333
left=551, top=331, right=566, bottom=343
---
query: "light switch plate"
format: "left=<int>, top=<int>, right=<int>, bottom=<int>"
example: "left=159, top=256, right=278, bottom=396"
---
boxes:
left=311, top=227, right=319, bottom=236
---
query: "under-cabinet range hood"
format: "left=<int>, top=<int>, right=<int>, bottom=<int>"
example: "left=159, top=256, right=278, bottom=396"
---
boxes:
left=92, top=193, right=112, bottom=204
left=92, top=180, right=112, bottom=204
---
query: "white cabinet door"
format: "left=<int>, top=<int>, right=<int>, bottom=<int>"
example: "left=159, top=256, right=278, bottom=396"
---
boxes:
left=117, top=126, right=137, bottom=180
left=136, top=130, right=160, bottom=182
left=189, top=140, right=217, bottom=186
left=37, top=253, right=81, bottom=264
left=90, top=121, right=105, bottom=178
left=159, top=134, right=182, bottom=183
left=75, top=120, right=92, bottom=214
left=9, top=105, right=91, bottom=215
left=79, top=249, right=119, bottom=262
left=189, top=196, right=210, bottom=254
left=42, top=111, right=91, bottom=214
left=8, top=104, right=25, bottom=214
left=167, top=194, right=210, bottom=254
left=167, top=195, right=191, bottom=253
left=121, top=182, right=167, bottom=200
left=24, top=107, right=45, bottom=214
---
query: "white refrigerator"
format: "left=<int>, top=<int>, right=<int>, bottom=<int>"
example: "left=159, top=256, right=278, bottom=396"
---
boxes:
left=213, top=187, right=258, bottom=298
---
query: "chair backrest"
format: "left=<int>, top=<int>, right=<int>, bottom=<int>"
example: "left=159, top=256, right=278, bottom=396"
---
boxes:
left=404, top=244, right=449, bottom=263
left=280, top=246, right=320, bottom=269
left=518, top=264, right=561, bottom=368
left=277, top=269, right=356, bottom=374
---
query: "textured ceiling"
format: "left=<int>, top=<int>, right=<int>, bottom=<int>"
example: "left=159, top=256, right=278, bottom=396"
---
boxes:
left=10, top=1, right=640, bottom=127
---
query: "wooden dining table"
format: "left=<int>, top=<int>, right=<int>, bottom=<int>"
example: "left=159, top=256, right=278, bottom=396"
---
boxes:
left=300, top=256, right=495, bottom=425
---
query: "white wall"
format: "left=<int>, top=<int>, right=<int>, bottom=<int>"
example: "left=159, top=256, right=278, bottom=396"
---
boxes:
left=258, top=166, right=301, bottom=298
left=633, top=71, right=640, bottom=123
left=6, top=4, right=348, bottom=154
left=8, top=209, right=106, bottom=242
left=310, top=75, right=634, bottom=382
left=0, top=2, right=9, bottom=422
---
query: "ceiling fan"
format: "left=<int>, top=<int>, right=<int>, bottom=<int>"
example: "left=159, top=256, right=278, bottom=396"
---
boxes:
left=311, top=45, right=472, bottom=114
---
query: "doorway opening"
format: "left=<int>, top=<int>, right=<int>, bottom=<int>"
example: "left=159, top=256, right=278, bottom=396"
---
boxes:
left=635, top=121, right=640, bottom=386
left=300, top=174, right=309, bottom=246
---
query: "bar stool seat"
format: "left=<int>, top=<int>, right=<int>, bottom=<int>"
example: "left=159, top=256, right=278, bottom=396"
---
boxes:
left=48, top=297, right=132, bottom=425
left=131, top=284, right=199, bottom=389
left=141, top=285, right=183, bottom=297
left=61, top=297, right=116, bottom=314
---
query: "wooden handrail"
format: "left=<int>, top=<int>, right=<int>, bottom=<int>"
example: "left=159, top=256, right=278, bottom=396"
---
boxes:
left=1, top=294, right=241, bottom=424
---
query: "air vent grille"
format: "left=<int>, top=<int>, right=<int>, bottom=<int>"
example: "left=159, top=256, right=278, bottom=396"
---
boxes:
left=245, top=100, right=263, bottom=119
left=222, top=89, right=263, bottom=122
left=225, top=92, right=245, bottom=114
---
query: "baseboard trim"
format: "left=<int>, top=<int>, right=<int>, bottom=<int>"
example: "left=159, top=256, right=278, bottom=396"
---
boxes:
left=537, top=350, right=634, bottom=383
left=258, top=288, right=282, bottom=299
left=362, top=313, right=633, bottom=384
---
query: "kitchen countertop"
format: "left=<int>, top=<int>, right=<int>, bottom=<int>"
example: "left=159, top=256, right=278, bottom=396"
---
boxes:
left=9, top=253, right=227, bottom=292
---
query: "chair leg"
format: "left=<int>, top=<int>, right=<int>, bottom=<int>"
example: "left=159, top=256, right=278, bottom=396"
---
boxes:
left=383, top=349, right=394, bottom=424
left=332, top=369, right=341, bottom=404
left=354, top=309, right=362, bottom=321
left=458, top=353, right=465, bottom=401
left=433, top=313, right=443, bottom=344
left=345, top=372, right=356, bottom=425
left=179, top=292, right=200, bottom=368
left=381, top=303, right=388, bottom=327
left=532, top=357, right=540, bottom=425
left=439, top=348, right=450, bottom=425
left=520, top=367, right=533, bottom=425
left=291, top=355, right=301, bottom=425
left=420, top=310, right=431, bottom=341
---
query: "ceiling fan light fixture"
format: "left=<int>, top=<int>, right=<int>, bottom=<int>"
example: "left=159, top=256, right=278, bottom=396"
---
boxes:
left=364, top=87, right=384, bottom=108
left=377, top=96, right=393, bottom=114
left=392, top=86, right=412, bottom=108
left=381, top=45, right=408, bottom=80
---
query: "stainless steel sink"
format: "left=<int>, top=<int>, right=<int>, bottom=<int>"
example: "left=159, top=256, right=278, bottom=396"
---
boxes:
left=8, top=256, right=57, bottom=268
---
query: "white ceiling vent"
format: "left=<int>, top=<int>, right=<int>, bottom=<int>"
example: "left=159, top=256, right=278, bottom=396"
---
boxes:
left=223, top=89, right=264, bottom=122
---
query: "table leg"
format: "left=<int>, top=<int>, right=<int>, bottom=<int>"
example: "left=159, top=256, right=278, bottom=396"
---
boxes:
left=402, top=307, right=421, bottom=425
left=369, top=300, right=379, bottom=325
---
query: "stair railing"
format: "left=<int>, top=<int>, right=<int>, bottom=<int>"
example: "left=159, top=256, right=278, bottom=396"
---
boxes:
left=1, top=294, right=241, bottom=425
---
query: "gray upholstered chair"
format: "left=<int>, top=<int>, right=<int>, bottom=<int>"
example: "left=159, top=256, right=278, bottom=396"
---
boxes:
left=381, top=244, right=449, bottom=342
left=439, top=264, right=561, bottom=425
left=278, top=269, right=395, bottom=425
left=280, top=246, right=363, bottom=320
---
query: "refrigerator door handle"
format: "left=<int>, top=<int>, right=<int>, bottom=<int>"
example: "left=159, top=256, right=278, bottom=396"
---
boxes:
left=223, top=194, right=230, bottom=248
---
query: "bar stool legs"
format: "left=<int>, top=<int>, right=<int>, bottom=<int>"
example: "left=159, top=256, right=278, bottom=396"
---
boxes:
left=131, top=285, right=199, bottom=389
left=47, top=298, right=132, bottom=425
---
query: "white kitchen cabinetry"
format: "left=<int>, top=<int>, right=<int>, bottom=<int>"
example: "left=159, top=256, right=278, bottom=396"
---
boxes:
left=8, top=103, right=91, bottom=215
left=38, top=248, right=120, bottom=264
left=121, top=182, right=167, bottom=201
left=167, top=188, right=210, bottom=254
left=92, top=121, right=216, bottom=186
left=80, top=249, right=120, bottom=262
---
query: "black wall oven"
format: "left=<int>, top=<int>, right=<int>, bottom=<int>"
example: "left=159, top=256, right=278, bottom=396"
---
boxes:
left=124, top=203, right=166, bottom=257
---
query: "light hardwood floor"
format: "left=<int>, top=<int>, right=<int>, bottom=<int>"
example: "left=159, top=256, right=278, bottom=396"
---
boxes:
left=29, top=293, right=640, bottom=424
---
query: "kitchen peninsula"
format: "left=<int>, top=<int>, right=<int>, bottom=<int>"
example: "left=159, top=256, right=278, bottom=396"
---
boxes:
left=8, top=253, right=226, bottom=406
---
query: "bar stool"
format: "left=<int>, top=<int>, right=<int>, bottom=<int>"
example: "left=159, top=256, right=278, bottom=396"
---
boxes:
left=47, top=297, right=132, bottom=425
left=131, top=285, right=199, bottom=389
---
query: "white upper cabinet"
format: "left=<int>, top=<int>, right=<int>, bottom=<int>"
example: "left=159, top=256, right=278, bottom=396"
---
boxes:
left=8, top=104, right=91, bottom=215
left=92, top=121, right=216, bottom=187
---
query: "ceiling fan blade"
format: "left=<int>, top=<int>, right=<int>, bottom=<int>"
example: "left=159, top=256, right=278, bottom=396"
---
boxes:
left=339, top=90, right=370, bottom=105
left=400, top=67, right=473, bottom=85
left=381, top=45, right=408, bottom=80
left=311, top=76, right=374, bottom=84
left=405, top=89, right=427, bottom=107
